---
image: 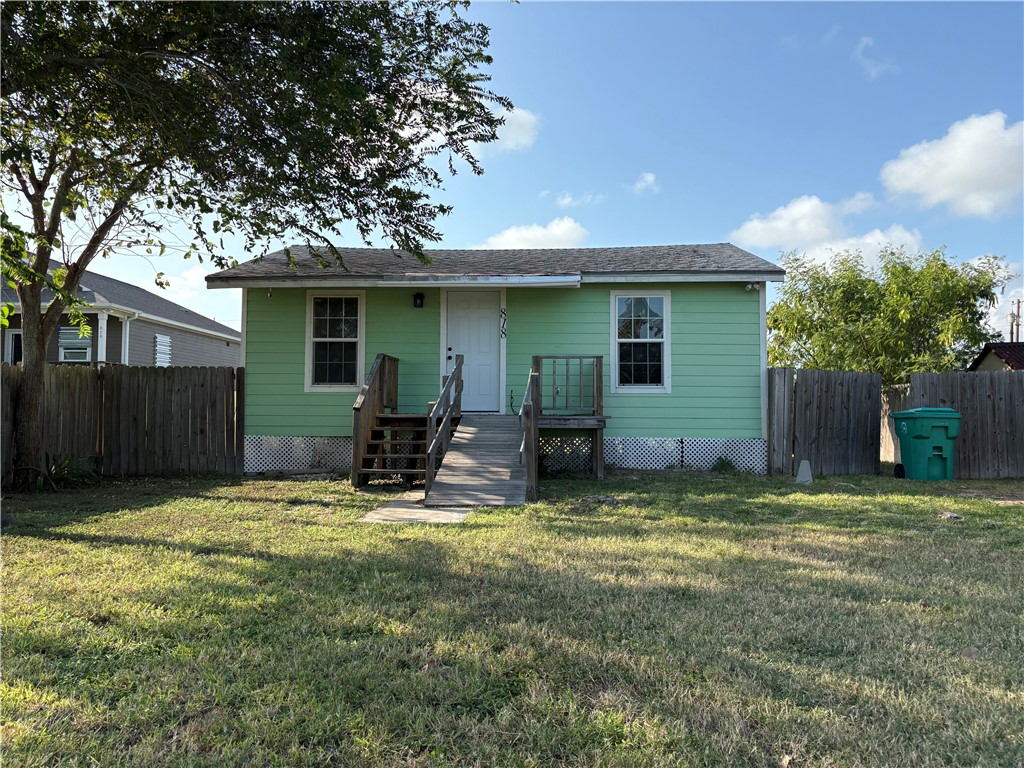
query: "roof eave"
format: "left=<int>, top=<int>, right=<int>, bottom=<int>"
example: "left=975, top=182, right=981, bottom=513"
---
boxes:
left=4, top=299, right=240, bottom=341
left=207, top=269, right=785, bottom=289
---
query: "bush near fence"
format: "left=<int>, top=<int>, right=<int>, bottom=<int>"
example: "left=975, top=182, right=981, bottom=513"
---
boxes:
left=1, top=363, right=244, bottom=488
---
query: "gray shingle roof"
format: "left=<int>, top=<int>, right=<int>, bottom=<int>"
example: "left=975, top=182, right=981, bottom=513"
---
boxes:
left=3, top=261, right=239, bottom=338
left=206, top=243, right=784, bottom=284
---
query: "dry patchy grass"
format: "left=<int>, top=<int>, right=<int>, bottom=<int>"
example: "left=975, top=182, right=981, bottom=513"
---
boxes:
left=2, top=472, right=1022, bottom=766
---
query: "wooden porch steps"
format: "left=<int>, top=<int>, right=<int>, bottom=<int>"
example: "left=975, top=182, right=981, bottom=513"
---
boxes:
left=423, top=414, right=526, bottom=507
left=356, top=413, right=430, bottom=482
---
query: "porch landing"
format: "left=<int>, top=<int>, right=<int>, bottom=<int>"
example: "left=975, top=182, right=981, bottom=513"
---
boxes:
left=424, top=415, right=526, bottom=507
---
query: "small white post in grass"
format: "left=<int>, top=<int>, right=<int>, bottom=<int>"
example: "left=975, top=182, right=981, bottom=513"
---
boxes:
left=796, top=460, right=813, bottom=485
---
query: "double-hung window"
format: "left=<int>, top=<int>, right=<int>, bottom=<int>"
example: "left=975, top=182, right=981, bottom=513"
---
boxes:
left=57, top=327, right=91, bottom=363
left=305, top=292, right=364, bottom=391
left=611, top=291, right=670, bottom=392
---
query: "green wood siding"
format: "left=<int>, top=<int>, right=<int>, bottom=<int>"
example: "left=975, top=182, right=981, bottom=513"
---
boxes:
left=243, top=283, right=762, bottom=439
left=244, top=288, right=440, bottom=436
left=505, top=283, right=762, bottom=438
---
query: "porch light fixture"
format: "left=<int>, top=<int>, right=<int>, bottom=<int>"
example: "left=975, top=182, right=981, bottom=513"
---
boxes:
left=413, top=292, right=425, bottom=308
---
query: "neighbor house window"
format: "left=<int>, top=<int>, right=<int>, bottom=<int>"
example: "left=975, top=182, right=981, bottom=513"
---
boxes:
left=305, top=292, right=364, bottom=391
left=4, top=329, right=22, bottom=364
left=611, top=291, right=670, bottom=392
left=154, top=334, right=171, bottom=366
left=57, top=327, right=91, bottom=363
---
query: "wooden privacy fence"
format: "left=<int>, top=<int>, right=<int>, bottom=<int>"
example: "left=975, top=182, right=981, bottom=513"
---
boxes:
left=774, top=369, right=1022, bottom=479
left=2, top=363, right=244, bottom=487
left=768, top=368, right=882, bottom=476
left=904, top=371, right=1023, bottom=479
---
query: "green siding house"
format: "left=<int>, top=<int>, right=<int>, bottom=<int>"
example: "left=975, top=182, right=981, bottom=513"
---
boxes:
left=207, top=243, right=784, bottom=474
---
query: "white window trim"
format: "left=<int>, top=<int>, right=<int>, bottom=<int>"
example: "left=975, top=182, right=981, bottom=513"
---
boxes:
left=304, top=290, right=365, bottom=393
left=4, top=329, right=22, bottom=364
left=609, top=289, right=671, bottom=394
left=57, top=327, right=92, bottom=363
left=58, top=345, right=92, bottom=363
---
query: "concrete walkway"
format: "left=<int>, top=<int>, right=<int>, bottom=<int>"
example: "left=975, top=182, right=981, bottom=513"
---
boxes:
left=361, top=498, right=470, bottom=524
left=361, top=490, right=473, bottom=524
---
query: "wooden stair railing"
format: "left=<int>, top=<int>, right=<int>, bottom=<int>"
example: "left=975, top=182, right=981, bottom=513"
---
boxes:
left=424, top=355, right=464, bottom=495
left=519, top=369, right=540, bottom=502
left=531, top=355, right=603, bottom=418
left=528, top=355, right=606, bottom=480
left=351, top=354, right=400, bottom=487
left=351, top=354, right=464, bottom=489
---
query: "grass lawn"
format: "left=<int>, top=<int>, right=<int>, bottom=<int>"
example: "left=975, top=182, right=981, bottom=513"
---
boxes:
left=2, top=471, right=1023, bottom=767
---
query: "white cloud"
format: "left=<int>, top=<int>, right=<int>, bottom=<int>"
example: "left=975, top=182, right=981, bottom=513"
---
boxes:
left=800, top=225, right=924, bottom=263
left=880, top=111, right=1024, bottom=218
left=631, top=172, right=660, bottom=195
left=729, top=194, right=874, bottom=249
left=852, top=36, right=897, bottom=80
left=555, top=191, right=604, bottom=208
left=821, top=25, right=840, bottom=45
left=840, top=191, right=876, bottom=215
left=159, top=264, right=241, bottom=330
left=160, top=265, right=208, bottom=307
left=474, top=217, right=588, bottom=249
left=730, top=193, right=919, bottom=265
left=494, top=107, right=539, bottom=151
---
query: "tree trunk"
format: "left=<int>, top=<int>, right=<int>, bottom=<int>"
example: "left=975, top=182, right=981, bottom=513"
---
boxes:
left=12, top=281, right=60, bottom=487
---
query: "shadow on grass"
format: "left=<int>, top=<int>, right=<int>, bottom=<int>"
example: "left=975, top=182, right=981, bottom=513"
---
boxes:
left=534, top=471, right=1024, bottom=539
left=3, top=475, right=1022, bottom=766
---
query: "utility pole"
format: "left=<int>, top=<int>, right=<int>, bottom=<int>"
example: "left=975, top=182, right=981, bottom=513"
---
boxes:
left=1010, top=298, right=1022, bottom=343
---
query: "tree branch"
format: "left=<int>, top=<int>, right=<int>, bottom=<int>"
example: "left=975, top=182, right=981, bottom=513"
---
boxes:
left=41, top=166, right=155, bottom=330
left=8, top=160, right=45, bottom=235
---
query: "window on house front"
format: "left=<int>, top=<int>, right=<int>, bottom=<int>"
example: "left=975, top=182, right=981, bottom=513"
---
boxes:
left=612, top=292, right=670, bottom=392
left=306, top=293, right=363, bottom=390
left=57, top=327, right=91, bottom=363
left=155, top=334, right=171, bottom=366
left=4, top=330, right=22, bottom=364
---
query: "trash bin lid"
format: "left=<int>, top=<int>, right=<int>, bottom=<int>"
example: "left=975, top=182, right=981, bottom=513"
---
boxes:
left=890, top=407, right=962, bottom=419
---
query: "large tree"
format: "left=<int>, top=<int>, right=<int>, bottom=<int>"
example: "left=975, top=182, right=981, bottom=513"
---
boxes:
left=1, top=1, right=508, bottom=484
left=767, top=247, right=1013, bottom=384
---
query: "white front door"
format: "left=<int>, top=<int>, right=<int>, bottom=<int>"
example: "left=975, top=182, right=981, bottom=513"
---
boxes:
left=446, top=291, right=501, bottom=412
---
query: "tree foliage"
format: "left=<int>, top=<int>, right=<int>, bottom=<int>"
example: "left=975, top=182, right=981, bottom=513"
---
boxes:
left=767, top=247, right=1013, bottom=384
left=1, top=0, right=508, bottom=484
left=2, top=0, right=508, bottom=266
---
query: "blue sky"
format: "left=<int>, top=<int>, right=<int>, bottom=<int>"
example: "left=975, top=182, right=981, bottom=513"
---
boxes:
left=88, top=1, right=1023, bottom=334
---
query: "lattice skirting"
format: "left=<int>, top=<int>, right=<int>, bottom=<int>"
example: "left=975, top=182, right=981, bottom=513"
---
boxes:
left=244, top=435, right=767, bottom=475
left=539, top=436, right=767, bottom=474
left=682, top=438, right=767, bottom=474
left=244, top=436, right=353, bottom=474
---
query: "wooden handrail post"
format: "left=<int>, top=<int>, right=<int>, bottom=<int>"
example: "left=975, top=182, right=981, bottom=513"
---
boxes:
left=351, top=354, right=399, bottom=487
left=423, top=355, right=464, bottom=495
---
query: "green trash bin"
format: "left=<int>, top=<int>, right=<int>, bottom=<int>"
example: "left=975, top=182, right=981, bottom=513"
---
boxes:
left=889, top=407, right=962, bottom=480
